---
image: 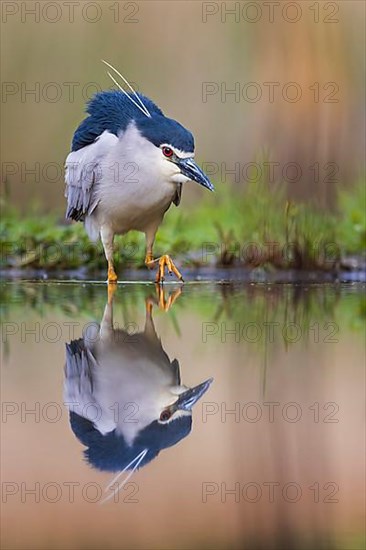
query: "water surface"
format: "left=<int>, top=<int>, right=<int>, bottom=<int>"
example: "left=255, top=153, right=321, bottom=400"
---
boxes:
left=1, top=281, right=365, bottom=550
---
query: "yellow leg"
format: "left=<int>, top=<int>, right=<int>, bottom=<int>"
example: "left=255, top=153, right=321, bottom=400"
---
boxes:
left=145, top=296, right=154, bottom=316
left=107, top=260, right=118, bottom=284
left=107, top=281, right=117, bottom=304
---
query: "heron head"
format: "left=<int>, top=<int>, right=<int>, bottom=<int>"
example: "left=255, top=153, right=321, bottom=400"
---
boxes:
left=136, top=115, right=214, bottom=191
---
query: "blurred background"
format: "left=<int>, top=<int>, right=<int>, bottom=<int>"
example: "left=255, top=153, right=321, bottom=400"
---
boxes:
left=1, top=0, right=365, bottom=212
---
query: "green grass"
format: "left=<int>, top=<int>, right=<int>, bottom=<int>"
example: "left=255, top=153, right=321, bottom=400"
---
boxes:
left=0, top=173, right=364, bottom=272
left=336, top=177, right=366, bottom=253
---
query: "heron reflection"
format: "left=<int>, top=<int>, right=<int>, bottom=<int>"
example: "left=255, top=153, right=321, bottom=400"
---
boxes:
left=64, top=287, right=212, bottom=500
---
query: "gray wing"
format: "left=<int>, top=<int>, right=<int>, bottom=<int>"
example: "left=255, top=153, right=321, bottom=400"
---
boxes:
left=64, top=130, right=118, bottom=221
left=64, top=338, right=97, bottom=413
left=64, top=336, right=116, bottom=435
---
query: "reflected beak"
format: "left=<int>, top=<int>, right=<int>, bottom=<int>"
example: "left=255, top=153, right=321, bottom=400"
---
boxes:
left=177, top=158, right=214, bottom=191
left=176, top=378, right=213, bottom=411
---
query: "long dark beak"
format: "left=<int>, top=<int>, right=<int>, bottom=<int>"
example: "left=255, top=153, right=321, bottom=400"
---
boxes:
left=177, top=158, right=214, bottom=191
left=176, top=378, right=213, bottom=411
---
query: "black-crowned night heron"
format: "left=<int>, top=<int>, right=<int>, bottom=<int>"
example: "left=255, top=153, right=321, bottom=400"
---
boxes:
left=65, top=61, right=214, bottom=283
left=64, top=290, right=212, bottom=502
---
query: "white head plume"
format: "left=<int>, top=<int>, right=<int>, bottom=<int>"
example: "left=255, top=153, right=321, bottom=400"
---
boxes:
left=101, top=59, right=151, bottom=118
left=100, top=448, right=148, bottom=504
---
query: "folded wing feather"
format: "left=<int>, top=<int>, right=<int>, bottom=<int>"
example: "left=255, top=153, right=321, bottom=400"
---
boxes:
left=65, top=130, right=118, bottom=221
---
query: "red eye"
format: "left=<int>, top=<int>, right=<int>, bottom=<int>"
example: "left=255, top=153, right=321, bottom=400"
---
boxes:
left=160, top=410, right=172, bottom=422
left=162, top=146, right=173, bottom=158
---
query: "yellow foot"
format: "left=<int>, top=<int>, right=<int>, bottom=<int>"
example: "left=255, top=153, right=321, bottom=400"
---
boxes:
left=155, top=255, right=184, bottom=284
left=145, top=252, right=154, bottom=270
left=107, top=264, right=118, bottom=284
left=146, top=286, right=182, bottom=312
left=157, top=285, right=182, bottom=311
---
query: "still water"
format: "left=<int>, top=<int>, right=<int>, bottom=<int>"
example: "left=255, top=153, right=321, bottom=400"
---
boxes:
left=1, top=280, right=365, bottom=550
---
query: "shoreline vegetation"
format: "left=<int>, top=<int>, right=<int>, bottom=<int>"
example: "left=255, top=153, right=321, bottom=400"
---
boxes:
left=1, top=178, right=365, bottom=273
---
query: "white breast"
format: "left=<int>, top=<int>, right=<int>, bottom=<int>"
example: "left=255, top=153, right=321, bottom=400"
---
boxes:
left=91, top=344, right=178, bottom=444
left=93, top=124, right=177, bottom=234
